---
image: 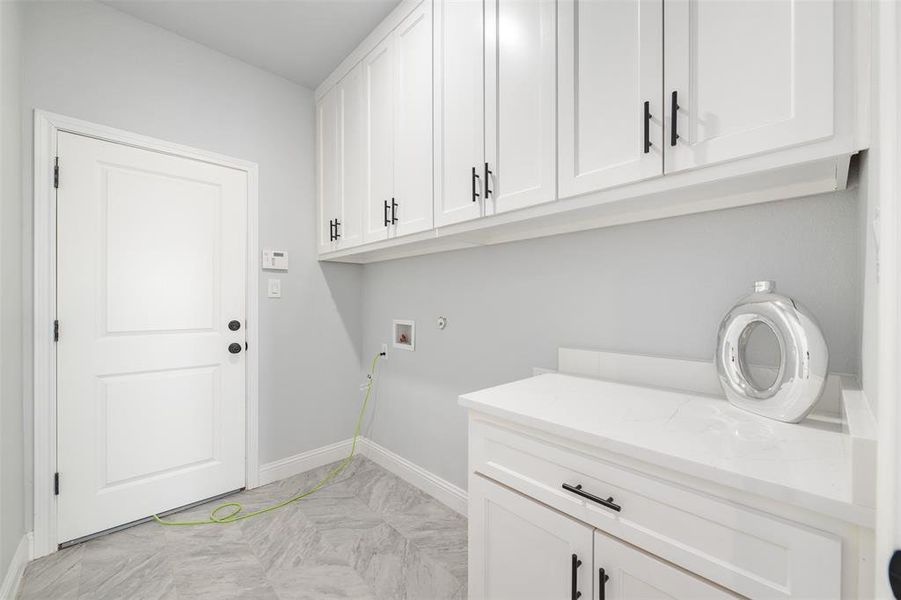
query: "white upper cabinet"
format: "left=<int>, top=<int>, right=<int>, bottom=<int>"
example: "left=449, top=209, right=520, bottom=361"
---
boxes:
left=485, top=0, right=557, bottom=214
left=434, top=0, right=486, bottom=227
left=316, top=85, right=340, bottom=254
left=363, top=37, right=395, bottom=243
left=338, top=64, right=365, bottom=249
left=558, top=0, right=663, bottom=199
left=316, top=0, right=863, bottom=261
left=664, top=0, right=834, bottom=173
left=392, top=1, right=434, bottom=237
left=362, top=0, right=433, bottom=243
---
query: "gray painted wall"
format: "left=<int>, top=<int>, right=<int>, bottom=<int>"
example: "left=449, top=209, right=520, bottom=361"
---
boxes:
left=19, top=1, right=363, bottom=529
left=1, top=0, right=26, bottom=577
left=361, top=190, right=862, bottom=490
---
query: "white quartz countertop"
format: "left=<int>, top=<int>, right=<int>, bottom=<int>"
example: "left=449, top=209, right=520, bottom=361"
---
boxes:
left=459, top=373, right=872, bottom=526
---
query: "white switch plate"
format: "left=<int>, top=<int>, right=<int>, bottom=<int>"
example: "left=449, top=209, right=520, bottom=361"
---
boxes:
left=267, top=278, right=281, bottom=298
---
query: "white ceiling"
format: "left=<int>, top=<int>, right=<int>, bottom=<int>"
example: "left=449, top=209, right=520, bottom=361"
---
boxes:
left=102, top=0, right=402, bottom=89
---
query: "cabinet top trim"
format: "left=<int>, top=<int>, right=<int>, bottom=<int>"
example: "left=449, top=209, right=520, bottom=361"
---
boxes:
left=315, top=0, right=427, bottom=100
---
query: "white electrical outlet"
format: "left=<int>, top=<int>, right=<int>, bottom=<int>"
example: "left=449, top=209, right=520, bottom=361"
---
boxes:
left=381, top=343, right=388, bottom=358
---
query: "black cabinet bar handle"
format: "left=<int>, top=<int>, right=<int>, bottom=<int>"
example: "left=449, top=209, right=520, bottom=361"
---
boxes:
left=643, top=100, right=652, bottom=154
left=383, top=200, right=389, bottom=227
left=334, top=219, right=341, bottom=240
left=670, top=91, right=680, bottom=146
left=328, top=219, right=334, bottom=241
left=562, top=483, right=622, bottom=512
left=484, top=162, right=493, bottom=198
left=390, top=198, right=398, bottom=224
left=472, top=167, right=480, bottom=203
left=571, top=554, right=582, bottom=600
left=599, top=568, right=609, bottom=600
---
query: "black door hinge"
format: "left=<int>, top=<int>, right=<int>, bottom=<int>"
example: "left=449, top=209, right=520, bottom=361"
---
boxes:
left=53, top=157, right=59, bottom=189
left=54, top=472, right=60, bottom=496
left=53, top=320, right=59, bottom=342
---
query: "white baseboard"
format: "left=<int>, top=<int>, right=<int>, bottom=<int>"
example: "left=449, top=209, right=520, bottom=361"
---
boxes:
left=358, top=438, right=468, bottom=516
left=256, top=437, right=468, bottom=516
left=257, top=438, right=354, bottom=486
left=0, top=533, right=32, bottom=600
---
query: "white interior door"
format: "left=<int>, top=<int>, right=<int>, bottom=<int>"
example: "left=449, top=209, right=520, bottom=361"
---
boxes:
left=56, top=132, right=247, bottom=544
left=469, top=475, right=593, bottom=600
left=363, top=37, right=395, bottom=243
left=594, top=530, right=738, bottom=599
left=392, top=0, right=434, bottom=237
left=664, top=0, right=834, bottom=173
left=435, top=0, right=485, bottom=227
left=485, top=0, right=556, bottom=214
left=339, top=63, right=366, bottom=249
left=558, top=0, right=663, bottom=199
left=317, top=85, right=341, bottom=253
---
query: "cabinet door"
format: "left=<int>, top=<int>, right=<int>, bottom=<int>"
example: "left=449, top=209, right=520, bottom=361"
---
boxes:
left=338, top=63, right=365, bottom=249
left=594, top=530, right=738, bottom=600
left=664, top=0, right=834, bottom=173
left=392, top=0, right=434, bottom=237
left=363, top=37, right=395, bottom=243
left=558, top=0, right=662, bottom=199
left=485, top=0, right=556, bottom=214
left=469, top=475, right=593, bottom=600
left=435, top=0, right=485, bottom=227
left=316, top=86, right=340, bottom=254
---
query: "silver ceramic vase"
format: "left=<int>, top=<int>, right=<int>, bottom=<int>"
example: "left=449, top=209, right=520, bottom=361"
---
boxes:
left=714, top=281, right=829, bottom=423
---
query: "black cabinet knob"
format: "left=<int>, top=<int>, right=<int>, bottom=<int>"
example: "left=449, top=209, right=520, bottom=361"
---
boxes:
left=228, top=343, right=242, bottom=354
left=228, top=320, right=241, bottom=331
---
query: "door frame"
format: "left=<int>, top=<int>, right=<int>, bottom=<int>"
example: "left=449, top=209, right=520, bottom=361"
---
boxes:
left=32, top=110, right=261, bottom=558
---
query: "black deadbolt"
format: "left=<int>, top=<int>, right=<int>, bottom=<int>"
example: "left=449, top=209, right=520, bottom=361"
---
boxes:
left=228, top=320, right=241, bottom=331
left=228, top=343, right=242, bottom=354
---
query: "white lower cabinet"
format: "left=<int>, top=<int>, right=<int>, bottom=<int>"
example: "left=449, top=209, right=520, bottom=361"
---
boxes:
left=594, top=530, right=737, bottom=600
left=470, top=475, right=738, bottom=600
left=469, top=475, right=593, bottom=600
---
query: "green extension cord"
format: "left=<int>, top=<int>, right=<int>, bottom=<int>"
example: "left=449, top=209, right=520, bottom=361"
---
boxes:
left=153, top=352, right=383, bottom=526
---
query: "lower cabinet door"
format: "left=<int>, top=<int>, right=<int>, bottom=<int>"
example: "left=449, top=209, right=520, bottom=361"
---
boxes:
left=469, top=475, right=593, bottom=600
left=594, top=530, right=738, bottom=600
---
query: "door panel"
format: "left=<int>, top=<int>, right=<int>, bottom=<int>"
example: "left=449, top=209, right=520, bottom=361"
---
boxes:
left=364, top=38, right=395, bottom=242
left=317, top=86, right=341, bottom=253
left=339, top=64, right=365, bottom=248
left=558, top=0, right=663, bottom=198
left=664, top=0, right=834, bottom=172
left=57, top=132, right=247, bottom=543
left=594, top=530, right=738, bottom=599
left=435, top=0, right=485, bottom=227
left=469, top=475, right=593, bottom=600
left=393, top=0, right=434, bottom=237
left=486, top=0, right=556, bottom=214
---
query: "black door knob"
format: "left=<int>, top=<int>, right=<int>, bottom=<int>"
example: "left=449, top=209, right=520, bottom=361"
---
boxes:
left=228, top=343, right=242, bottom=354
left=228, top=320, right=241, bottom=331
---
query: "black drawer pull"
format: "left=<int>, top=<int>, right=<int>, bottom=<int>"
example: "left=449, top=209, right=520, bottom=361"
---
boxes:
left=571, top=554, right=582, bottom=600
left=383, top=200, right=389, bottom=227
left=472, top=167, right=481, bottom=203
left=484, top=162, right=493, bottom=198
left=599, top=568, right=609, bottom=600
left=390, top=198, right=398, bottom=224
left=334, top=219, right=341, bottom=239
left=562, top=483, right=622, bottom=512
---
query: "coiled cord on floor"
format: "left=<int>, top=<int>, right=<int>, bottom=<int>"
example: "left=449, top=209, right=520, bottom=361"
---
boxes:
left=153, top=352, right=383, bottom=526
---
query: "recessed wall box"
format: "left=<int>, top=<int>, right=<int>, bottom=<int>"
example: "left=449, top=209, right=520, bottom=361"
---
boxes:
left=393, top=320, right=415, bottom=351
left=262, top=249, right=289, bottom=270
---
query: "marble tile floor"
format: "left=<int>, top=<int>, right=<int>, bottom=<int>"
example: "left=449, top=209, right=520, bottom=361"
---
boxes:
left=18, top=456, right=467, bottom=600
